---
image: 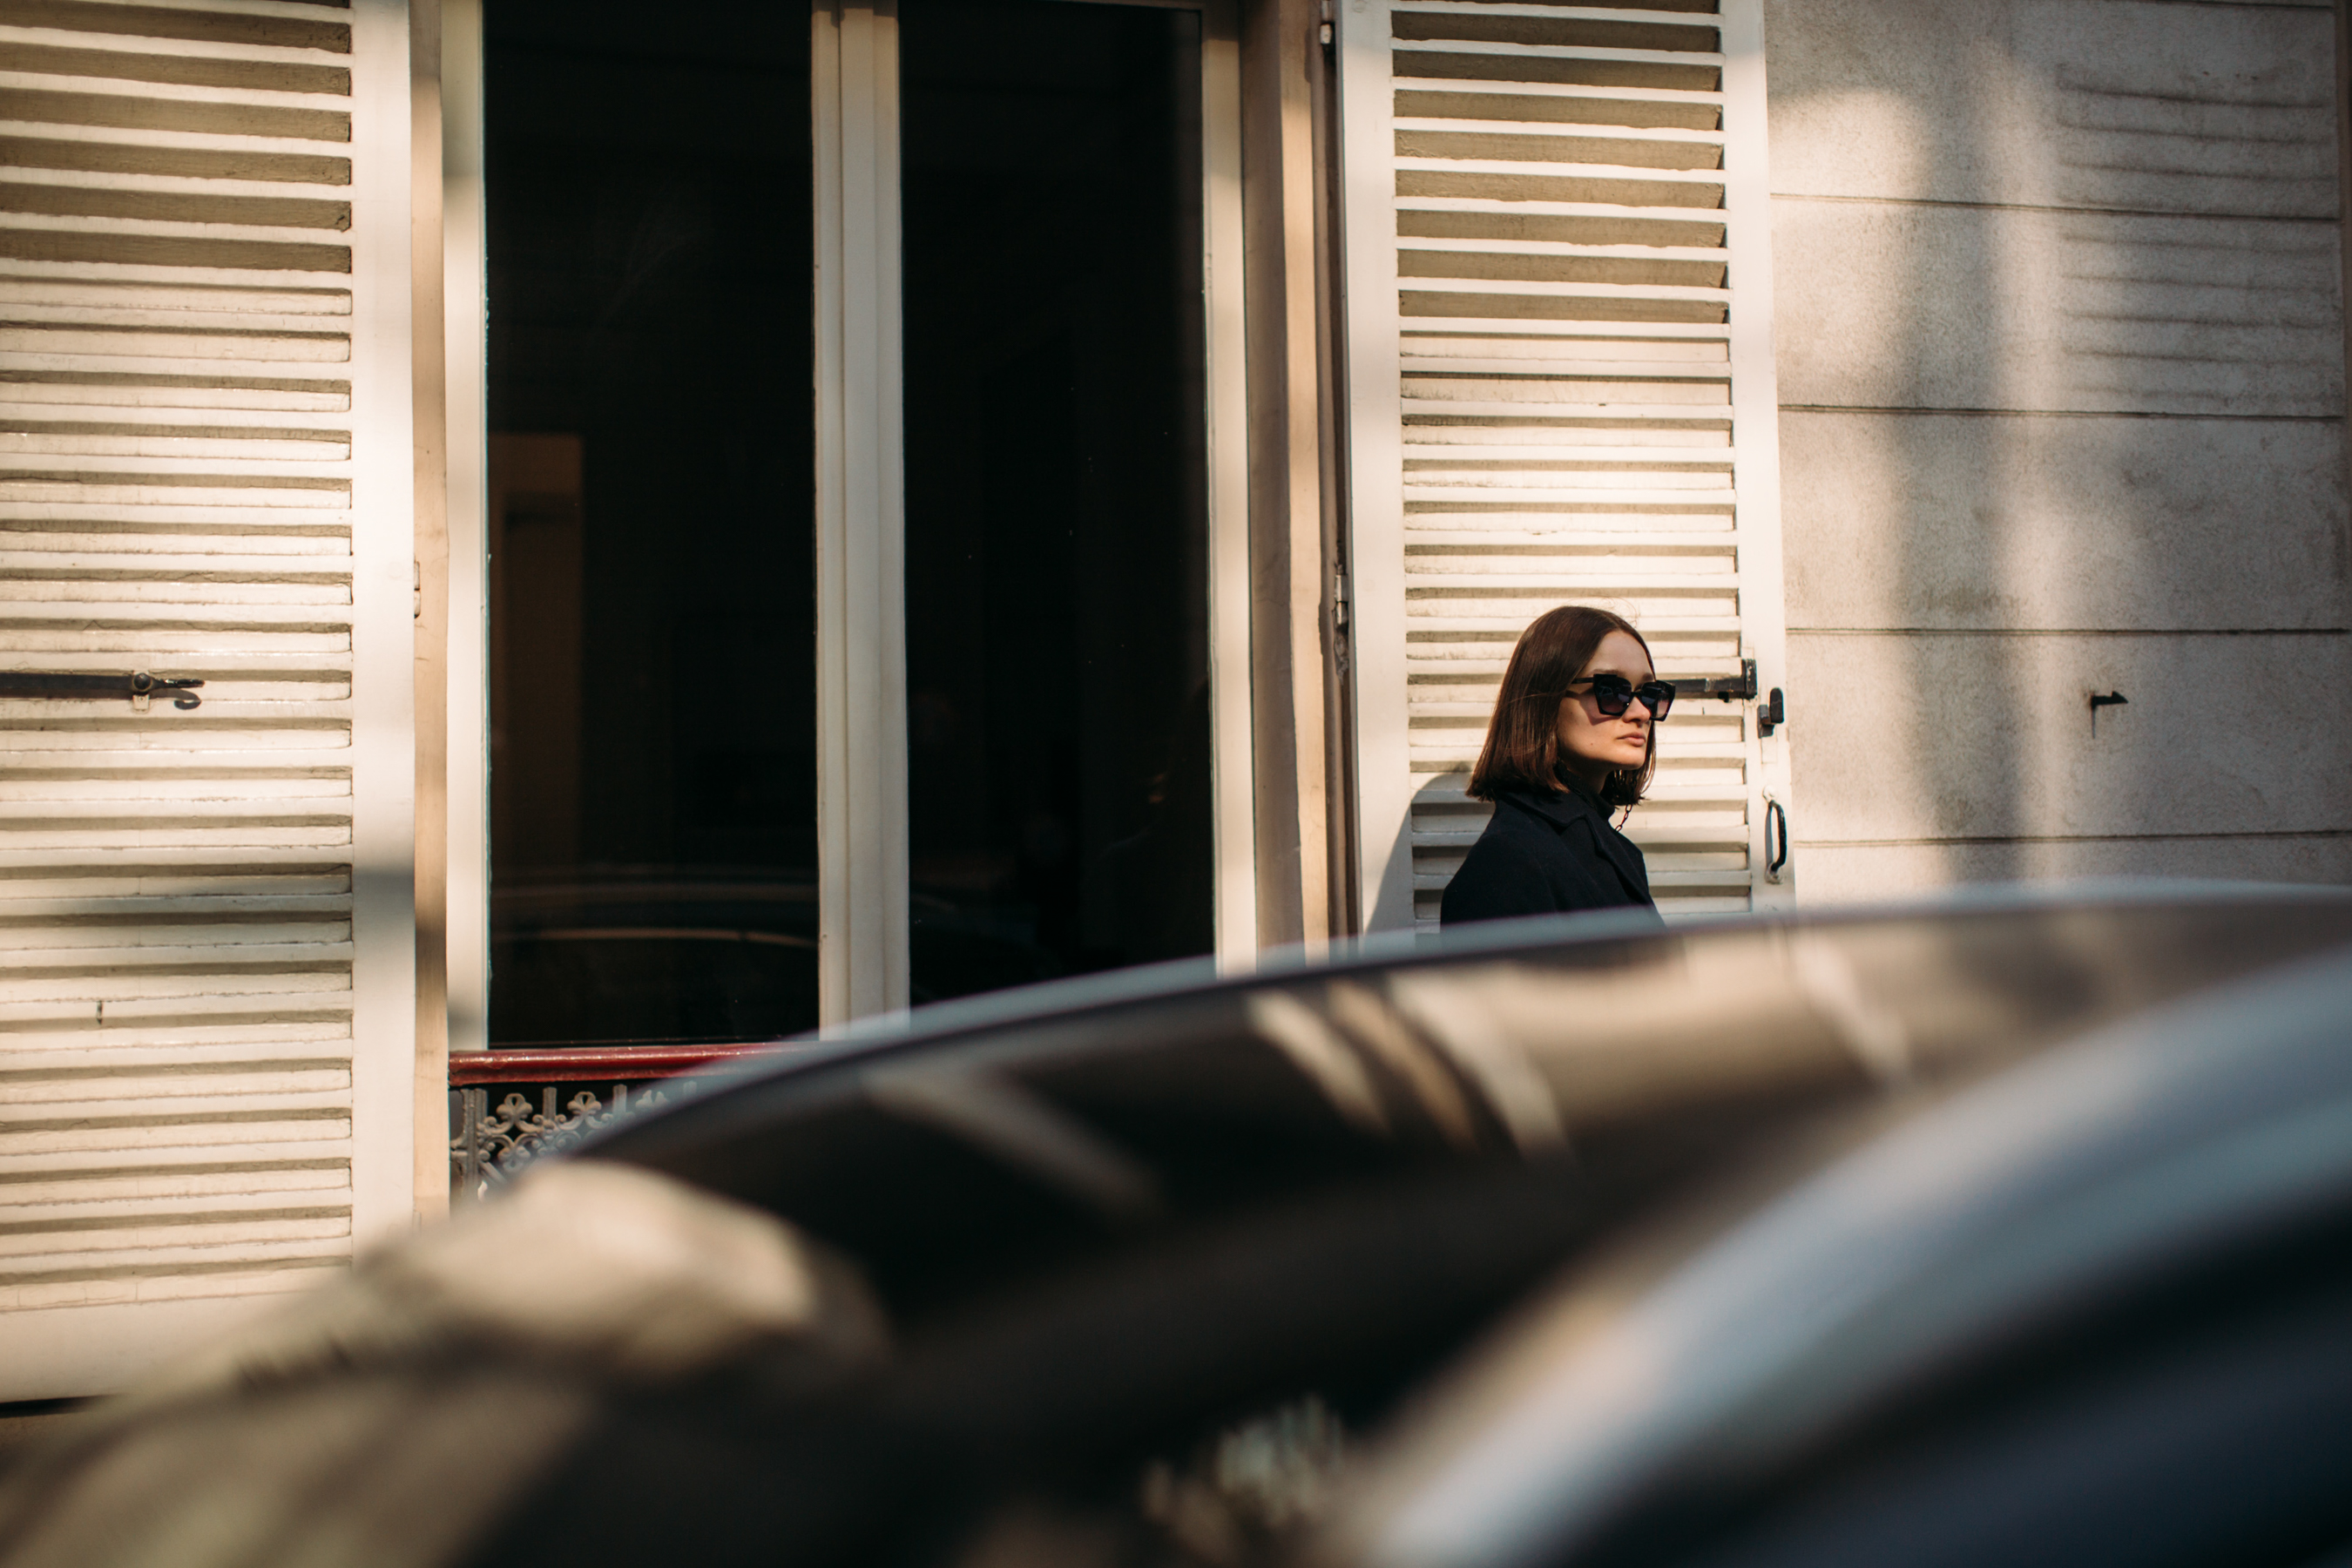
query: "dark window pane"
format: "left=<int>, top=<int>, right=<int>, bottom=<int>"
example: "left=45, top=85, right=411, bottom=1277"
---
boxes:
left=484, top=2, right=818, bottom=1043
left=901, top=0, right=1215, bottom=1002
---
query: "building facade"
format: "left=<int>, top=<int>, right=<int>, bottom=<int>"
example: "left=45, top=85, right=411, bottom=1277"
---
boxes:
left=0, top=0, right=2344, bottom=1397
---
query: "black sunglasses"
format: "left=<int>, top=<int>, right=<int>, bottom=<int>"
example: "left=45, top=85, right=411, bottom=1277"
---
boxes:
left=1572, top=673, right=1675, bottom=720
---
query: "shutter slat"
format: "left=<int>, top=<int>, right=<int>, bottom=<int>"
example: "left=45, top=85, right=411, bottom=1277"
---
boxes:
left=0, top=1163, right=347, bottom=1207
left=0, top=1114, right=352, bottom=1159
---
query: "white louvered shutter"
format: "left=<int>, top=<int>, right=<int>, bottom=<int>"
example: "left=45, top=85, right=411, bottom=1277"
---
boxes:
left=1336, top=0, right=1793, bottom=932
left=0, top=0, right=414, bottom=1397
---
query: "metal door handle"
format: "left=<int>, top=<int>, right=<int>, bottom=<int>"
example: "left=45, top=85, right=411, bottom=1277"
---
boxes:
left=1763, top=795, right=1788, bottom=882
left=0, top=671, right=204, bottom=709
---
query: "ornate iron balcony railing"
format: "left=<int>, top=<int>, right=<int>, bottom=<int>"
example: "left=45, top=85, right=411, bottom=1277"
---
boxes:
left=449, top=1043, right=788, bottom=1200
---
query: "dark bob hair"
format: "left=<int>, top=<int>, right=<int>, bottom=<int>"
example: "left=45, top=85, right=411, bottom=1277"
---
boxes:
left=1468, top=605, right=1659, bottom=808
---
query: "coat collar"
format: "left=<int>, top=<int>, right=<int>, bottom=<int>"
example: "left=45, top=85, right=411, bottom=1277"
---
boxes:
left=1501, top=782, right=1611, bottom=832
left=1497, top=785, right=1652, bottom=902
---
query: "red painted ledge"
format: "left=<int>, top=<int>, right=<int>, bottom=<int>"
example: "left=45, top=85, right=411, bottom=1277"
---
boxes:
left=449, top=1041, right=793, bottom=1087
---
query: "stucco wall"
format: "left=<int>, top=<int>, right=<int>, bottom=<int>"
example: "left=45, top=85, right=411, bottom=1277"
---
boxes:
left=1765, top=0, right=2352, bottom=900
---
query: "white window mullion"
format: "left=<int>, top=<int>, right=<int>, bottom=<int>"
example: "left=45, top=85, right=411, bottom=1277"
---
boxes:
left=1201, top=0, right=1260, bottom=966
left=814, top=0, right=911, bottom=1025
left=441, top=0, right=490, bottom=1060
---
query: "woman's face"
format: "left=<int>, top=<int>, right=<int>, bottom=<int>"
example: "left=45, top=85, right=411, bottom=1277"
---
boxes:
left=1555, top=629, right=1655, bottom=787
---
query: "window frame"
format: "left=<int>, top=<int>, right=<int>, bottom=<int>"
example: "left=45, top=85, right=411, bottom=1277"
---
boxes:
left=441, top=0, right=1259, bottom=1052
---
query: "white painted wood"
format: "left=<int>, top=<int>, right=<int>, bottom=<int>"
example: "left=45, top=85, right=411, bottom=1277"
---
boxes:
left=1717, top=0, right=1793, bottom=908
left=0, top=1293, right=325, bottom=1402
left=0, top=0, right=415, bottom=1398
left=1200, top=0, right=1258, bottom=967
left=334, top=0, right=413, bottom=1257
left=441, top=0, right=489, bottom=1053
left=1336, top=0, right=1415, bottom=934
left=1334, top=0, right=1789, bottom=932
left=814, top=0, right=910, bottom=1026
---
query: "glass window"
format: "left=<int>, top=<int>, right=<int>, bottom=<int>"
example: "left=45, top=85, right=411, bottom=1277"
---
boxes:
left=900, top=0, right=1216, bottom=995
left=483, top=0, right=1220, bottom=1044
left=484, top=1, right=817, bottom=1044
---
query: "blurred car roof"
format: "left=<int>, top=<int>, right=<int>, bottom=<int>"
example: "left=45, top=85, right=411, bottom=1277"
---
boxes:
left=1323, top=910, right=2352, bottom=1568
left=3, top=885, right=2349, bottom=1568
left=585, top=882, right=2352, bottom=1321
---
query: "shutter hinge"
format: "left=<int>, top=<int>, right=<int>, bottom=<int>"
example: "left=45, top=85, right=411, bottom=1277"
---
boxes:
left=413, top=560, right=422, bottom=620
left=1318, top=0, right=1334, bottom=48
left=1673, top=659, right=1785, bottom=736
left=1677, top=658, right=1759, bottom=702
left=1331, top=566, right=1349, bottom=630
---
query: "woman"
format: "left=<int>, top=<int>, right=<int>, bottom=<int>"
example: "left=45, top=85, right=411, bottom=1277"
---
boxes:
left=1441, top=605, right=1673, bottom=928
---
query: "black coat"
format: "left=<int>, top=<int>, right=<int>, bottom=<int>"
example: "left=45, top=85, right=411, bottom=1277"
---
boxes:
left=1440, top=786, right=1662, bottom=928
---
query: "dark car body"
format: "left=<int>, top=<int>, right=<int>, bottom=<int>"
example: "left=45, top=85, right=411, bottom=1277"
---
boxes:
left=3, top=886, right=2349, bottom=1568
left=1322, top=916, right=2352, bottom=1568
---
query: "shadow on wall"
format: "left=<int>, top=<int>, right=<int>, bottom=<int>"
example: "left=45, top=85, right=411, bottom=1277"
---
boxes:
left=1765, top=0, right=2352, bottom=899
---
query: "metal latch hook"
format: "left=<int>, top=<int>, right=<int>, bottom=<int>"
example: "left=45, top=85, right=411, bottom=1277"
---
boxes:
left=0, top=670, right=204, bottom=710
